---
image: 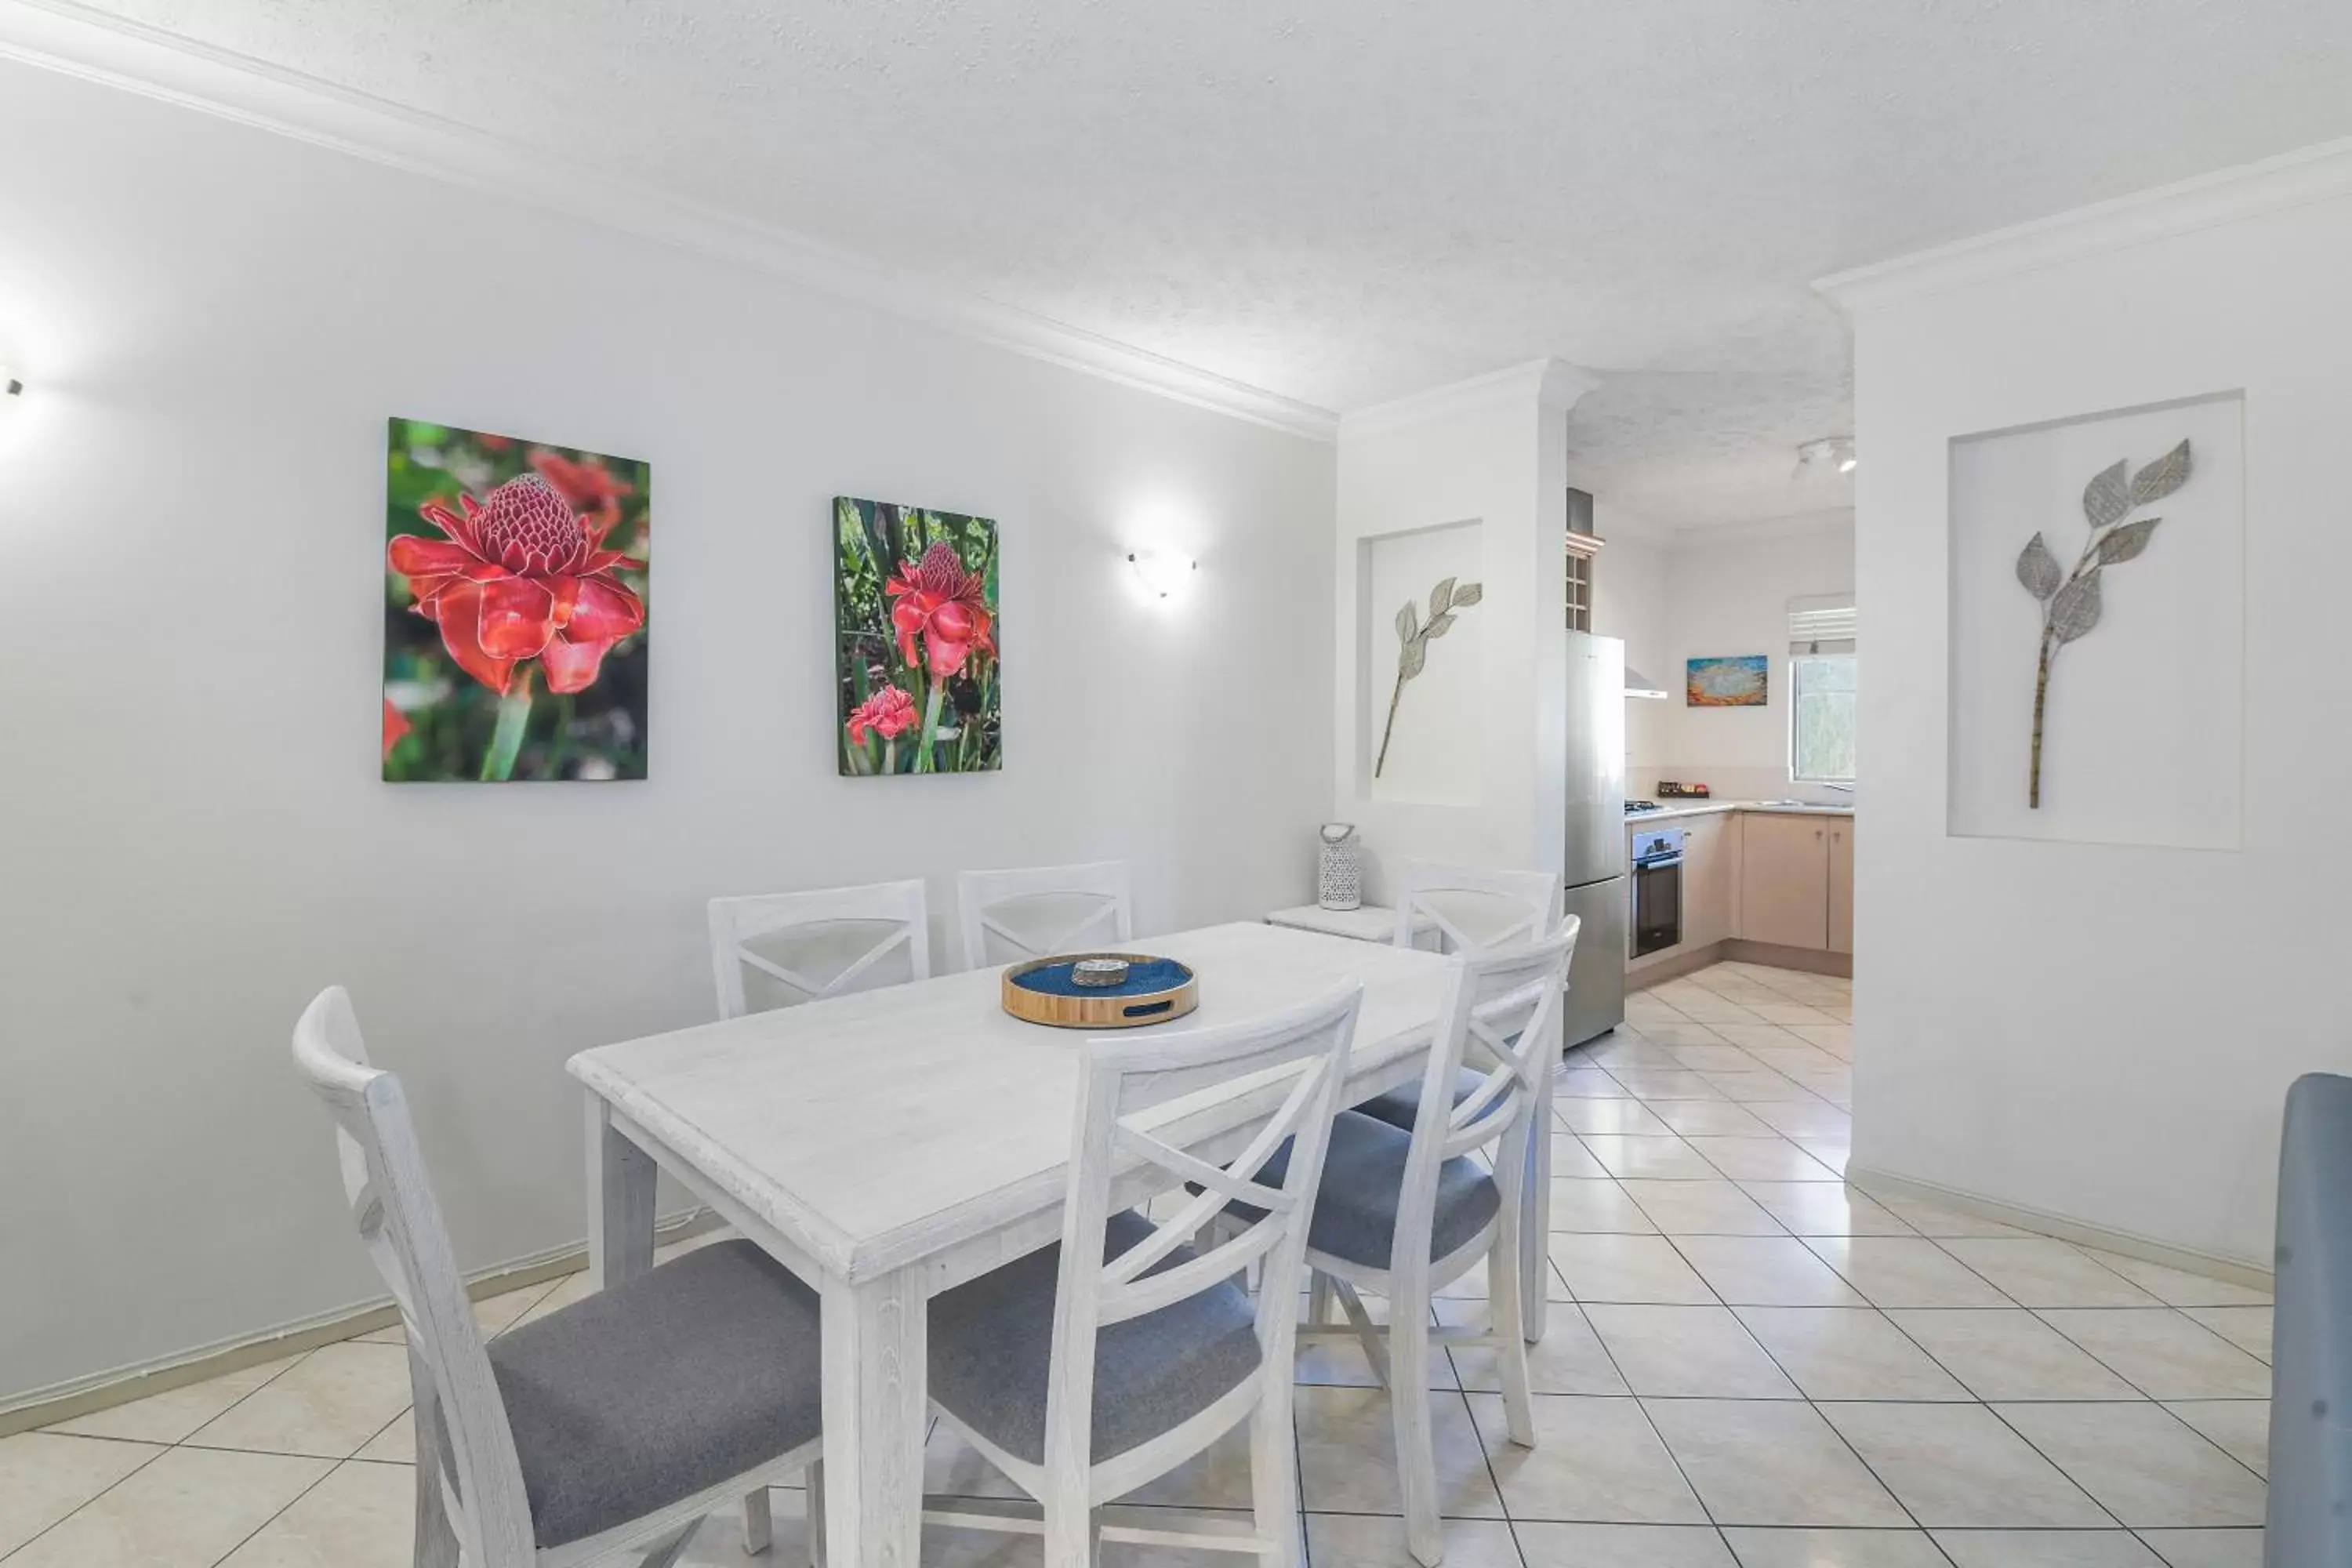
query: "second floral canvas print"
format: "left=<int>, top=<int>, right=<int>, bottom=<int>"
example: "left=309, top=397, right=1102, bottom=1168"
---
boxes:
left=383, top=419, right=649, bottom=782
left=835, top=497, right=1001, bottom=775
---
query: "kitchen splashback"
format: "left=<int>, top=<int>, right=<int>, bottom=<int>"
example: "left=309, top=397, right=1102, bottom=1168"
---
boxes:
left=1629, top=763, right=1853, bottom=807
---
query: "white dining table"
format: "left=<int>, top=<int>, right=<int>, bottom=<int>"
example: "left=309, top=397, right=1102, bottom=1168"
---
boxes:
left=567, top=920, right=1554, bottom=1568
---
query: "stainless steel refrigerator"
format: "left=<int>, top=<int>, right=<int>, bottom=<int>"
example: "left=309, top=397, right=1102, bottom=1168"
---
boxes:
left=1562, top=631, right=1628, bottom=1045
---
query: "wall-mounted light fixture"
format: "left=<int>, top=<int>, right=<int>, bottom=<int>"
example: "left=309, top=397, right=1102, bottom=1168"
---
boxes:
left=1128, top=548, right=1196, bottom=600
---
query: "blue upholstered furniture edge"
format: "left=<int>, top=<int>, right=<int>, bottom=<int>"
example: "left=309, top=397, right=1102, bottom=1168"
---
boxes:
left=2267, top=1070, right=2352, bottom=1567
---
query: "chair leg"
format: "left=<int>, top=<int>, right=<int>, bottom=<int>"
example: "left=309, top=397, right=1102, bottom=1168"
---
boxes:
left=1331, top=1278, right=1392, bottom=1390
left=412, top=1465, right=459, bottom=1568
left=1388, top=1300, right=1445, bottom=1566
left=1521, top=1073, right=1554, bottom=1344
left=742, top=1487, right=773, bottom=1555
left=1486, top=1232, right=1538, bottom=1448
left=1308, top=1267, right=1334, bottom=1326
left=1042, top=1500, right=1091, bottom=1568
left=1251, top=1379, right=1305, bottom=1568
left=804, top=1461, right=825, bottom=1568
left=406, top=1357, right=459, bottom=1568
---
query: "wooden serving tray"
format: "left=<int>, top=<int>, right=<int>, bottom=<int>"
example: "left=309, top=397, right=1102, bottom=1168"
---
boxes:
left=1000, top=953, right=1200, bottom=1029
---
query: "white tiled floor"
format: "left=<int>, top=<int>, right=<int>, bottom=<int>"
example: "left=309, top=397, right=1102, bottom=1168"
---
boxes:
left=5, top=962, right=2270, bottom=1566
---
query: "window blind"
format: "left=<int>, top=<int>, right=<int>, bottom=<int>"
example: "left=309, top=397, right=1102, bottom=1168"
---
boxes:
left=1788, top=594, right=1857, bottom=655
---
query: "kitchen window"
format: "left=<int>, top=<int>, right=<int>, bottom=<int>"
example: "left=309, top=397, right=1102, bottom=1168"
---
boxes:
left=1788, top=595, right=1857, bottom=784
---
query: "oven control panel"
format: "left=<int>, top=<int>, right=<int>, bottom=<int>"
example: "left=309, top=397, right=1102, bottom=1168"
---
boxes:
left=1631, top=827, right=1685, bottom=866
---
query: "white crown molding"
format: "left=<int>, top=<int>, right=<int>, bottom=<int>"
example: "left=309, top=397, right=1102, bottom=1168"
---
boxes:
left=1816, top=135, right=2352, bottom=315
left=0, top=0, right=1340, bottom=441
left=1338, top=358, right=1599, bottom=438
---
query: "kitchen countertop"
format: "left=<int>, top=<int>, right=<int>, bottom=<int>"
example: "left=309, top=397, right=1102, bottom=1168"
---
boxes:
left=1626, top=799, right=1854, bottom=824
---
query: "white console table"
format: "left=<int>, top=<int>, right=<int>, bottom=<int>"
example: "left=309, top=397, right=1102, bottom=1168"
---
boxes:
left=1265, top=902, right=1442, bottom=951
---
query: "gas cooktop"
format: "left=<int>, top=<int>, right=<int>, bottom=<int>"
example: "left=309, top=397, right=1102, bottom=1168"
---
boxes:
left=1624, top=800, right=1664, bottom=815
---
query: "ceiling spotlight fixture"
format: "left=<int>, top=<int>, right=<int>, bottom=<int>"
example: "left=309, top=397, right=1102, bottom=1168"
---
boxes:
left=2, top=367, right=20, bottom=398
left=1795, top=436, right=1857, bottom=477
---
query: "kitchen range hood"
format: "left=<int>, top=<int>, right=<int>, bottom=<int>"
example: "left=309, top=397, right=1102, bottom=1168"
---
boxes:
left=1624, top=665, right=1670, bottom=700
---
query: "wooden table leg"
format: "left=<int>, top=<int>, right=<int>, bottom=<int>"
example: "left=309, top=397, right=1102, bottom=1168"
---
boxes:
left=821, top=1269, right=927, bottom=1568
left=1520, top=1062, right=1553, bottom=1342
left=586, top=1093, right=656, bottom=1290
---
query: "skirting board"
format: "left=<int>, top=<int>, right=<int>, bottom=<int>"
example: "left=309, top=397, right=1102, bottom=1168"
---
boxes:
left=1848, top=1164, right=2274, bottom=1291
left=1628, top=938, right=1853, bottom=989
left=0, top=1207, right=726, bottom=1438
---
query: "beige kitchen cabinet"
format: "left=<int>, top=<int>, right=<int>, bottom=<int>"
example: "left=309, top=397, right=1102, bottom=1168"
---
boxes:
left=1739, top=812, right=1833, bottom=950
left=1679, top=811, right=1737, bottom=949
left=1828, top=818, right=1855, bottom=954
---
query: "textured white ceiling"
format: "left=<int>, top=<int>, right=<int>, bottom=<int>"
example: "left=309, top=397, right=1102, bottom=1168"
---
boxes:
left=60, top=0, right=2352, bottom=528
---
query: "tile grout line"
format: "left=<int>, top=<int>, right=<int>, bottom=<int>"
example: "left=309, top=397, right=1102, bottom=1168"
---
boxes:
left=1447, top=1369, right=1530, bottom=1567
left=1435, top=1316, right=1533, bottom=1568
left=1699, top=1267, right=1977, bottom=1565
left=2015, top=1298, right=2274, bottom=1429
left=1644, top=968, right=1964, bottom=1556
left=0, top=1436, right=176, bottom=1567
left=1544, top=1233, right=1740, bottom=1558
left=1639, top=1215, right=1947, bottom=1550
left=1864, top=1288, right=2145, bottom=1532
left=1605, top=1056, right=2261, bottom=1549
left=197, top=1457, right=347, bottom=1568
left=3, top=1337, right=328, bottom=1567
left=6, top=1274, right=575, bottom=1568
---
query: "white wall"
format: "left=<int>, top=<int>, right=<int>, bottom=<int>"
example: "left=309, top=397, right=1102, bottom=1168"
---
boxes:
left=1590, top=512, right=1856, bottom=803
left=0, top=61, right=1336, bottom=1401
left=1332, top=367, right=1584, bottom=900
left=1584, top=503, right=1671, bottom=782
left=1840, top=166, right=2352, bottom=1268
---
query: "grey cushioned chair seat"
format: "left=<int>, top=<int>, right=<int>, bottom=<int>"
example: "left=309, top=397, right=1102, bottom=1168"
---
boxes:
left=1225, top=1112, right=1501, bottom=1271
left=927, top=1209, right=1261, bottom=1468
left=488, top=1239, right=822, bottom=1548
left=1352, top=1067, right=1489, bottom=1134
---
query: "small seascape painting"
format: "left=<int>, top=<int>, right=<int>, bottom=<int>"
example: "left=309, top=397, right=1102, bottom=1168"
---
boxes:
left=835, top=497, right=1001, bottom=775
left=1686, top=655, right=1769, bottom=708
left=383, top=419, right=649, bottom=782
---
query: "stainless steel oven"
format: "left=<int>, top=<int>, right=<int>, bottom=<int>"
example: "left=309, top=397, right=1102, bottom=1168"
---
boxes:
left=1629, top=826, right=1684, bottom=958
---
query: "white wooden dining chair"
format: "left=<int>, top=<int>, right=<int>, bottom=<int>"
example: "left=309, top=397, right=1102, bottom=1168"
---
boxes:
left=292, top=987, right=826, bottom=1568
left=707, top=879, right=931, bottom=1018
left=1359, top=861, right=1563, bottom=1132
left=920, top=981, right=1365, bottom=1568
left=1389, top=861, right=1563, bottom=954
left=956, top=859, right=1133, bottom=970
left=1286, top=921, right=1578, bottom=1566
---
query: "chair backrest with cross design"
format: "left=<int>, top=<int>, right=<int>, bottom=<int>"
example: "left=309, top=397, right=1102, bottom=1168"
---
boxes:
left=292, top=986, right=538, bottom=1567
left=1394, top=918, right=1581, bottom=1275
left=956, top=860, right=1133, bottom=971
left=707, top=880, right=931, bottom=1018
left=1391, top=862, right=1562, bottom=956
left=1039, top=980, right=1360, bottom=1541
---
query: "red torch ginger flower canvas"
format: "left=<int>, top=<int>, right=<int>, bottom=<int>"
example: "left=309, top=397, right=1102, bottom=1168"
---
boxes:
left=834, top=498, right=1000, bottom=775
left=383, top=419, right=650, bottom=782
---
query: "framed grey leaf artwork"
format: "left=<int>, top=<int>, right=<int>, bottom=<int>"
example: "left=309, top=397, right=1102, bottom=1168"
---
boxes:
left=1375, top=575, right=1482, bottom=778
left=2015, top=439, right=2192, bottom=807
left=1948, top=391, right=2241, bottom=850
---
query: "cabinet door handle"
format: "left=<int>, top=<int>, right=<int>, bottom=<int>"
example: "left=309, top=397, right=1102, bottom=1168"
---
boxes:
left=1814, top=829, right=1824, bottom=840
